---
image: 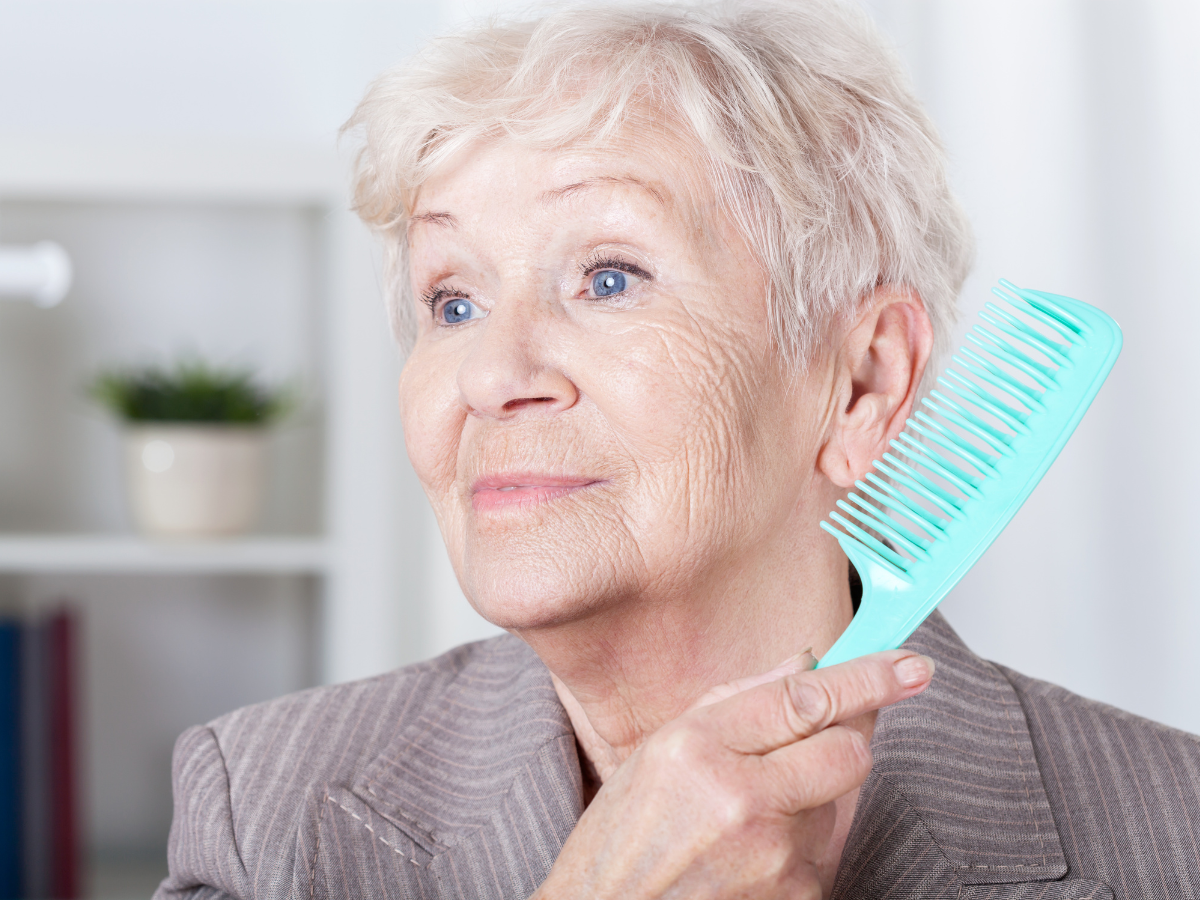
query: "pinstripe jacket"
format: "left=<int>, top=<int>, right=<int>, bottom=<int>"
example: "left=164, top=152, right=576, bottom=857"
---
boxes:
left=154, top=612, right=1200, bottom=900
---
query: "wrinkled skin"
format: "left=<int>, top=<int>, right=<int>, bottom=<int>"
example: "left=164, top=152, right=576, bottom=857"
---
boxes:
left=399, top=127, right=934, bottom=898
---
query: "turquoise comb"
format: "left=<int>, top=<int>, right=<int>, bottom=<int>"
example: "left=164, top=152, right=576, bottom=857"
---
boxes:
left=816, top=280, right=1122, bottom=669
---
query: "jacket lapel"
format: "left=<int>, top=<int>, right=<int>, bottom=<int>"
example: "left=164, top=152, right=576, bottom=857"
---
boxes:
left=340, top=614, right=1112, bottom=900
left=349, top=635, right=582, bottom=899
left=832, top=612, right=1111, bottom=899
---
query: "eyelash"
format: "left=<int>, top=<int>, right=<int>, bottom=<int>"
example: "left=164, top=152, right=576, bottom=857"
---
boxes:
left=419, top=254, right=651, bottom=321
left=421, top=285, right=463, bottom=315
left=580, top=253, right=651, bottom=284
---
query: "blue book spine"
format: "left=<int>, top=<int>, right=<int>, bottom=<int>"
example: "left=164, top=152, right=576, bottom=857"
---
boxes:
left=0, top=621, right=21, bottom=900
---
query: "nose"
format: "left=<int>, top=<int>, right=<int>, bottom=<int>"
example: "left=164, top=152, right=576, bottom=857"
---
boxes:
left=456, top=300, right=579, bottom=419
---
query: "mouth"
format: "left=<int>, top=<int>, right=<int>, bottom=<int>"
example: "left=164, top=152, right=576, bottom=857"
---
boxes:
left=470, top=474, right=604, bottom=512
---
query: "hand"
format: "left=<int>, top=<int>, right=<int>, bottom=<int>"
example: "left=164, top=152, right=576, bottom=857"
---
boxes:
left=533, top=650, right=935, bottom=900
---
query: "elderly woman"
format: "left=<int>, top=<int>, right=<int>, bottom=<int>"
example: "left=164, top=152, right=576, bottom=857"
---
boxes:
left=156, top=3, right=1200, bottom=899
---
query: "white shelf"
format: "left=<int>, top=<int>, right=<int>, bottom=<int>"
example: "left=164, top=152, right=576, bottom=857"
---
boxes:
left=0, top=534, right=330, bottom=574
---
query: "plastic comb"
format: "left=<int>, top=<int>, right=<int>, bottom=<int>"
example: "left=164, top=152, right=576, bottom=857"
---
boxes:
left=816, top=279, right=1122, bottom=668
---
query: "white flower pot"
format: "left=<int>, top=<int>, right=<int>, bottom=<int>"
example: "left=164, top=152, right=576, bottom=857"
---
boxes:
left=125, top=425, right=268, bottom=537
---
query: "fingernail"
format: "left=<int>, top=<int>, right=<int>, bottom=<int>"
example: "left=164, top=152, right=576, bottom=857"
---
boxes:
left=894, top=654, right=935, bottom=688
left=785, top=648, right=816, bottom=670
left=774, top=648, right=816, bottom=675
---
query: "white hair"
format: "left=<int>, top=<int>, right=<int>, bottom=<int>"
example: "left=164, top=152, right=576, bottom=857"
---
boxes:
left=344, top=0, right=973, bottom=368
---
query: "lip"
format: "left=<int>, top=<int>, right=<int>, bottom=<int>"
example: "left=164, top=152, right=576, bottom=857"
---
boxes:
left=470, top=473, right=603, bottom=512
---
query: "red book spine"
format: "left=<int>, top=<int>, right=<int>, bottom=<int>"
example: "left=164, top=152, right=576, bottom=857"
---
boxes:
left=49, top=611, right=78, bottom=900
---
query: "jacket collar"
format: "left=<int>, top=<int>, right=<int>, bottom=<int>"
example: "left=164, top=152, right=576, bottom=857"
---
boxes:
left=832, top=611, right=1082, bottom=898
left=353, top=614, right=1104, bottom=898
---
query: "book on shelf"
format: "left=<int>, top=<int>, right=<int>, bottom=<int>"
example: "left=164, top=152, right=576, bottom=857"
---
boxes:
left=0, top=608, right=79, bottom=900
left=0, top=621, right=18, bottom=899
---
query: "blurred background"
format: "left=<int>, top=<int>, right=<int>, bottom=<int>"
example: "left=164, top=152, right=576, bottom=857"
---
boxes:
left=0, top=0, right=1196, bottom=896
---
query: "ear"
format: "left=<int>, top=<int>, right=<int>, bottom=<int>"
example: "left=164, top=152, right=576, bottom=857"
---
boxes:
left=817, top=285, right=934, bottom=488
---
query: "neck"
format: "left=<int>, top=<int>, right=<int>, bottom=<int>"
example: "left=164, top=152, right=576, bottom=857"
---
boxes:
left=520, top=514, right=866, bottom=886
left=517, top=522, right=856, bottom=776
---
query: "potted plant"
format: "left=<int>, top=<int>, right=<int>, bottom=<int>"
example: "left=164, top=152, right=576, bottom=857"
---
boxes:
left=90, top=361, right=289, bottom=537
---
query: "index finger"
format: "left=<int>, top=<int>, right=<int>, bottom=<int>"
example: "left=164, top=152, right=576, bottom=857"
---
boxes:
left=688, top=650, right=818, bottom=712
left=699, top=650, right=934, bottom=755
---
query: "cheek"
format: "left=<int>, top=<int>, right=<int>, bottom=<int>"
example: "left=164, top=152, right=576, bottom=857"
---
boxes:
left=594, top=317, right=770, bottom=469
left=580, top=314, right=789, bottom=557
left=399, top=348, right=464, bottom=499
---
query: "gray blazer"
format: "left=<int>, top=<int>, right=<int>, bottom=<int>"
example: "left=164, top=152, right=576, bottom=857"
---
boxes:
left=154, top=613, right=1200, bottom=900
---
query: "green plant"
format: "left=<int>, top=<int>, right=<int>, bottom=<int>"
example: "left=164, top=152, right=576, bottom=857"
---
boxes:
left=90, top=360, right=290, bottom=424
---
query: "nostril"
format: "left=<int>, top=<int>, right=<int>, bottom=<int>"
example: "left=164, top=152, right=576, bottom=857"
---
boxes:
left=502, top=396, right=556, bottom=412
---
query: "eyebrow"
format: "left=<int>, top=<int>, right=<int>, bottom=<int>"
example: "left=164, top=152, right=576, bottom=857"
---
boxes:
left=540, top=175, right=670, bottom=207
left=408, top=211, right=458, bottom=229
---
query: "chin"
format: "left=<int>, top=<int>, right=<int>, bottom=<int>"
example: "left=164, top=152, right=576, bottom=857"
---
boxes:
left=460, top=538, right=637, bottom=633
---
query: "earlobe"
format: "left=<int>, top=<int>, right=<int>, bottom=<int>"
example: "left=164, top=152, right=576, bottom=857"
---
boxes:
left=817, top=287, right=933, bottom=489
left=819, top=393, right=890, bottom=488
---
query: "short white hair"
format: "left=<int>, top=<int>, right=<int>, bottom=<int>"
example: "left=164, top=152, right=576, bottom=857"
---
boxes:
left=345, top=0, right=973, bottom=367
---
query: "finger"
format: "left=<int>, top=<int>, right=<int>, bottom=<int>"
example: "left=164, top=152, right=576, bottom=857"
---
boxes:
left=689, top=650, right=818, bottom=711
left=705, top=650, right=934, bottom=755
left=757, top=722, right=874, bottom=813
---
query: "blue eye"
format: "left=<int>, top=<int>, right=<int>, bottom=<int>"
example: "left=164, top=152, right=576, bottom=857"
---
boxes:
left=591, top=270, right=627, bottom=297
left=440, top=298, right=480, bottom=324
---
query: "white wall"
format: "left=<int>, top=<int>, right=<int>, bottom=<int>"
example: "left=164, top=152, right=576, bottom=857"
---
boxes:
left=0, top=1, right=439, bottom=145
left=864, top=1, right=1200, bottom=735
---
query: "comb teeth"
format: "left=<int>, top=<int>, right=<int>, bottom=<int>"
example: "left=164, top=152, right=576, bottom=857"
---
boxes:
left=818, top=281, right=1121, bottom=668
left=996, top=279, right=1087, bottom=341
left=822, top=280, right=1088, bottom=577
left=980, top=304, right=1072, bottom=368
left=941, top=371, right=1029, bottom=432
left=967, top=327, right=1057, bottom=390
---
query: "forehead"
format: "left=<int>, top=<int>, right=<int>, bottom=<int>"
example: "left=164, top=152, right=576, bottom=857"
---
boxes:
left=408, top=130, right=717, bottom=234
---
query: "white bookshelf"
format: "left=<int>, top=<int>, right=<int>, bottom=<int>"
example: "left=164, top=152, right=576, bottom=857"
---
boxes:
left=0, top=135, right=418, bottom=683
left=0, top=135, right=426, bottom=873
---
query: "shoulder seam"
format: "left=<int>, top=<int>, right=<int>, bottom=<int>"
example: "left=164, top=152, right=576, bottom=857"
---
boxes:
left=204, top=725, right=250, bottom=882
left=997, top=662, right=1200, bottom=747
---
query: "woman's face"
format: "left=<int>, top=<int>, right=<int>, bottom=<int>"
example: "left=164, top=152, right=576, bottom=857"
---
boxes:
left=400, top=132, right=834, bottom=631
